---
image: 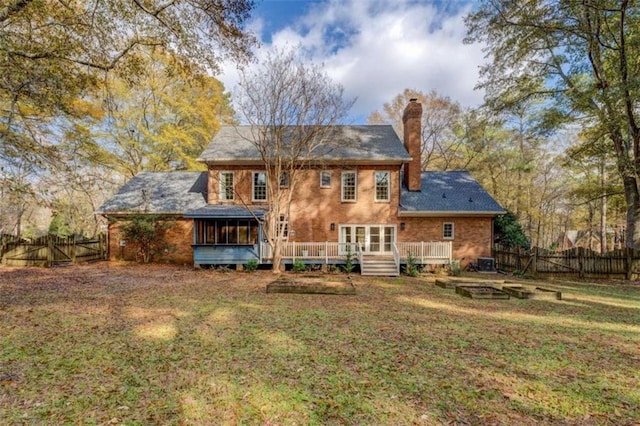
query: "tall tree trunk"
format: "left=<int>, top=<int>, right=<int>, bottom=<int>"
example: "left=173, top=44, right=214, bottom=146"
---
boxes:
left=600, top=158, right=607, bottom=253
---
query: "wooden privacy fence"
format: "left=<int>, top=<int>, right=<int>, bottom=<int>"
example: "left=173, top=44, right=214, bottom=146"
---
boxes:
left=493, top=244, right=640, bottom=279
left=1, top=234, right=107, bottom=267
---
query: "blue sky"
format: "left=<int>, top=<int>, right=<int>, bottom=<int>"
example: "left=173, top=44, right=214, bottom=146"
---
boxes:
left=219, top=0, right=485, bottom=123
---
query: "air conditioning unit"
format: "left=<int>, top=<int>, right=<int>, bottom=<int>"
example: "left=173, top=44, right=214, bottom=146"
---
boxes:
left=477, top=257, right=495, bottom=272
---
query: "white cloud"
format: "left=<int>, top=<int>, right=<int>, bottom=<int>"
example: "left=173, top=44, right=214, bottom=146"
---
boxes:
left=218, top=0, right=487, bottom=123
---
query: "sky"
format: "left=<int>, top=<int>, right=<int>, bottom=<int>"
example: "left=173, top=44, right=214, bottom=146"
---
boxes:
left=218, top=0, right=486, bottom=124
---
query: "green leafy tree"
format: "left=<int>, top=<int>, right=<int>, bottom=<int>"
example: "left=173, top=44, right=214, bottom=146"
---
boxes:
left=494, top=211, right=530, bottom=250
left=466, top=0, right=640, bottom=248
left=87, top=49, right=235, bottom=177
left=1, top=1, right=254, bottom=235
left=0, top=0, right=255, bottom=199
left=120, top=215, right=174, bottom=263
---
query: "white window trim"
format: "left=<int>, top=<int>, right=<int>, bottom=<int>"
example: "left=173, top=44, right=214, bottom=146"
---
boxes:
left=320, top=170, right=331, bottom=188
left=279, top=170, right=290, bottom=188
left=219, top=171, right=234, bottom=201
left=341, top=171, right=357, bottom=202
left=443, top=222, right=455, bottom=240
left=277, top=215, right=289, bottom=241
left=252, top=171, right=267, bottom=202
left=374, top=171, right=390, bottom=202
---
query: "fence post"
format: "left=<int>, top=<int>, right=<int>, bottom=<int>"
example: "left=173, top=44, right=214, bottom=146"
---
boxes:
left=71, top=235, right=77, bottom=263
left=578, top=247, right=585, bottom=278
left=531, top=248, right=537, bottom=277
left=100, top=234, right=106, bottom=259
left=47, top=236, right=54, bottom=267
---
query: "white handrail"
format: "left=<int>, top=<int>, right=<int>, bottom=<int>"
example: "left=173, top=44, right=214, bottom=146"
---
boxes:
left=392, top=243, right=400, bottom=275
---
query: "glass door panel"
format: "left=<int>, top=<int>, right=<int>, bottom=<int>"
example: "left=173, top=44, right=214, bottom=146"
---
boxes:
left=384, top=226, right=395, bottom=252
left=355, top=226, right=366, bottom=252
left=370, top=226, right=381, bottom=252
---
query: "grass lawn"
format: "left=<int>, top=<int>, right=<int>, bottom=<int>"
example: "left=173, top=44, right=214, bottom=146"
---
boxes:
left=1, top=264, right=639, bottom=425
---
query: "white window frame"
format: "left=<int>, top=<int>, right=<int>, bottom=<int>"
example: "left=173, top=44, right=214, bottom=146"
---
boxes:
left=374, top=171, right=390, bottom=202
left=341, top=171, right=357, bottom=202
left=219, top=171, right=234, bottom=201
left=277, top=215, right=289, bottom=241
left=252, top=171, right=267, bottom=202
left=320, top=171, right=331, bottom=188
left=279, top=170, right=290, bottom=188
left=443, top=222, right=454, bottom=239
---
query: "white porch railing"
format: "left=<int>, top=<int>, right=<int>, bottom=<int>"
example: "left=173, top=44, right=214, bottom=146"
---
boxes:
left=260, top=241, right=361, bottom=263
left=259, top=241, right=452, bottom=264
left=395, top=241, right=452, bottom=264
left=391, top=243, right=401, bottom=275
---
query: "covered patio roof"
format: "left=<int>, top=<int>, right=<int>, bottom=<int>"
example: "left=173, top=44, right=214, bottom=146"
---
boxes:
left=184, top=205, right=267, bottom=219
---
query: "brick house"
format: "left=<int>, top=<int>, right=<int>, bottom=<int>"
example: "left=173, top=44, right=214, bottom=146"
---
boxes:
left=98, top=100, right=505, bottom=274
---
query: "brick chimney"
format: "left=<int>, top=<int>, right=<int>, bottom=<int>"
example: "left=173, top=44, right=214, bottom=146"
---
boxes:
left=403, top=98, right=423, bottom=191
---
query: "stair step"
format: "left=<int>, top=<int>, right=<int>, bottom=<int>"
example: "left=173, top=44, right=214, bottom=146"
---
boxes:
left=361, top=256, right=399, bottom=276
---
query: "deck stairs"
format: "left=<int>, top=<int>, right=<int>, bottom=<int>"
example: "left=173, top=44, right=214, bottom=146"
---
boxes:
left=360, top=255, right=399, bottom=277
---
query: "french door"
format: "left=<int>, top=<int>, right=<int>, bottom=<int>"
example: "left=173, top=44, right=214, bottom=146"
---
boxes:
left=339, top=225, right=396, bottom=254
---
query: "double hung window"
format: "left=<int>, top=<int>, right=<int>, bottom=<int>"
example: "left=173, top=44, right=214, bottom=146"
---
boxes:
left=375, top=171, right=390, bottom=202
left=253, top=171, right=267, bottom=201
left=219, top=172, right=234, bottom=201
left=341, top=171, right=357, bottom=201
left=279, top=171, right=290, bottom=188
left=320, top=171, right=331, bottom=188
left=277, top=215, right=289, bottom=240
left=443, top=222, right=454, bottom=239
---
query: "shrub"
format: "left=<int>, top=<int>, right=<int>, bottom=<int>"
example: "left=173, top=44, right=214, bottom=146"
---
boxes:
left=245, top=259, right=259, bottom=272
left=292, top=259, right=306, bottom=272
left=343, top=246, right=355, bottom=274
left=403, top=251, right=420, bottom=277
left=450, top=259, right=462, bottom=276
left=120, top=214, right=174, bottom=263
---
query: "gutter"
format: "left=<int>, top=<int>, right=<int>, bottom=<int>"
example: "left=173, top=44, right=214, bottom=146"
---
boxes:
left=398, top=210, right=507, bottom=217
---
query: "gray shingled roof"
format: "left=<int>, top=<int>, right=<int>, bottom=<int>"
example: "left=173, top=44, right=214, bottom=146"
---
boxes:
left=184, top=205, right=267, bottom=219
left=97, top=172, right=207, bottom=214
left=199, top=125, right=411, bottom=163
left=400, top=171, right=505, bottom=215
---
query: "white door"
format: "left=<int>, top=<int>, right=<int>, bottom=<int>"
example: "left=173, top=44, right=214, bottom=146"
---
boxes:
left=339, top=225, right=396, bottom=254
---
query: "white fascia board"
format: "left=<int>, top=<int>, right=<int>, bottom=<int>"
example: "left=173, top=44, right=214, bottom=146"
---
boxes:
left=398, top=210, right=506, bottom=217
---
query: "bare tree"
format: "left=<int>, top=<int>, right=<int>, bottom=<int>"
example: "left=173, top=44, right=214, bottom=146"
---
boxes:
left=368, top=89, right=462, bottom=170
left=235, top=47, right=354, bottom=272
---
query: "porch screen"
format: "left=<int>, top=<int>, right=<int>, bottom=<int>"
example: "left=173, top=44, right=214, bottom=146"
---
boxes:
left=195, top=219, right=258, bottom=245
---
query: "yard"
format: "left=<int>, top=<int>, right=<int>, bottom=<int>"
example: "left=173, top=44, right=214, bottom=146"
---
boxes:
left=1, top=264, right=639, bottom=425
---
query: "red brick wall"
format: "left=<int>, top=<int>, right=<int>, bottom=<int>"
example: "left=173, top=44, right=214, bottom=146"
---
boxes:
left=207, top=164, right=402, bottom=239
left=288, top=166, right=402, bottom=241
left=398, top=216, right=494, bottom=264
left=403, top=100, right=423, bottom=191
left=205, top=164, right=495, bottom=264
left=107, top=217, right=193, bottom=264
